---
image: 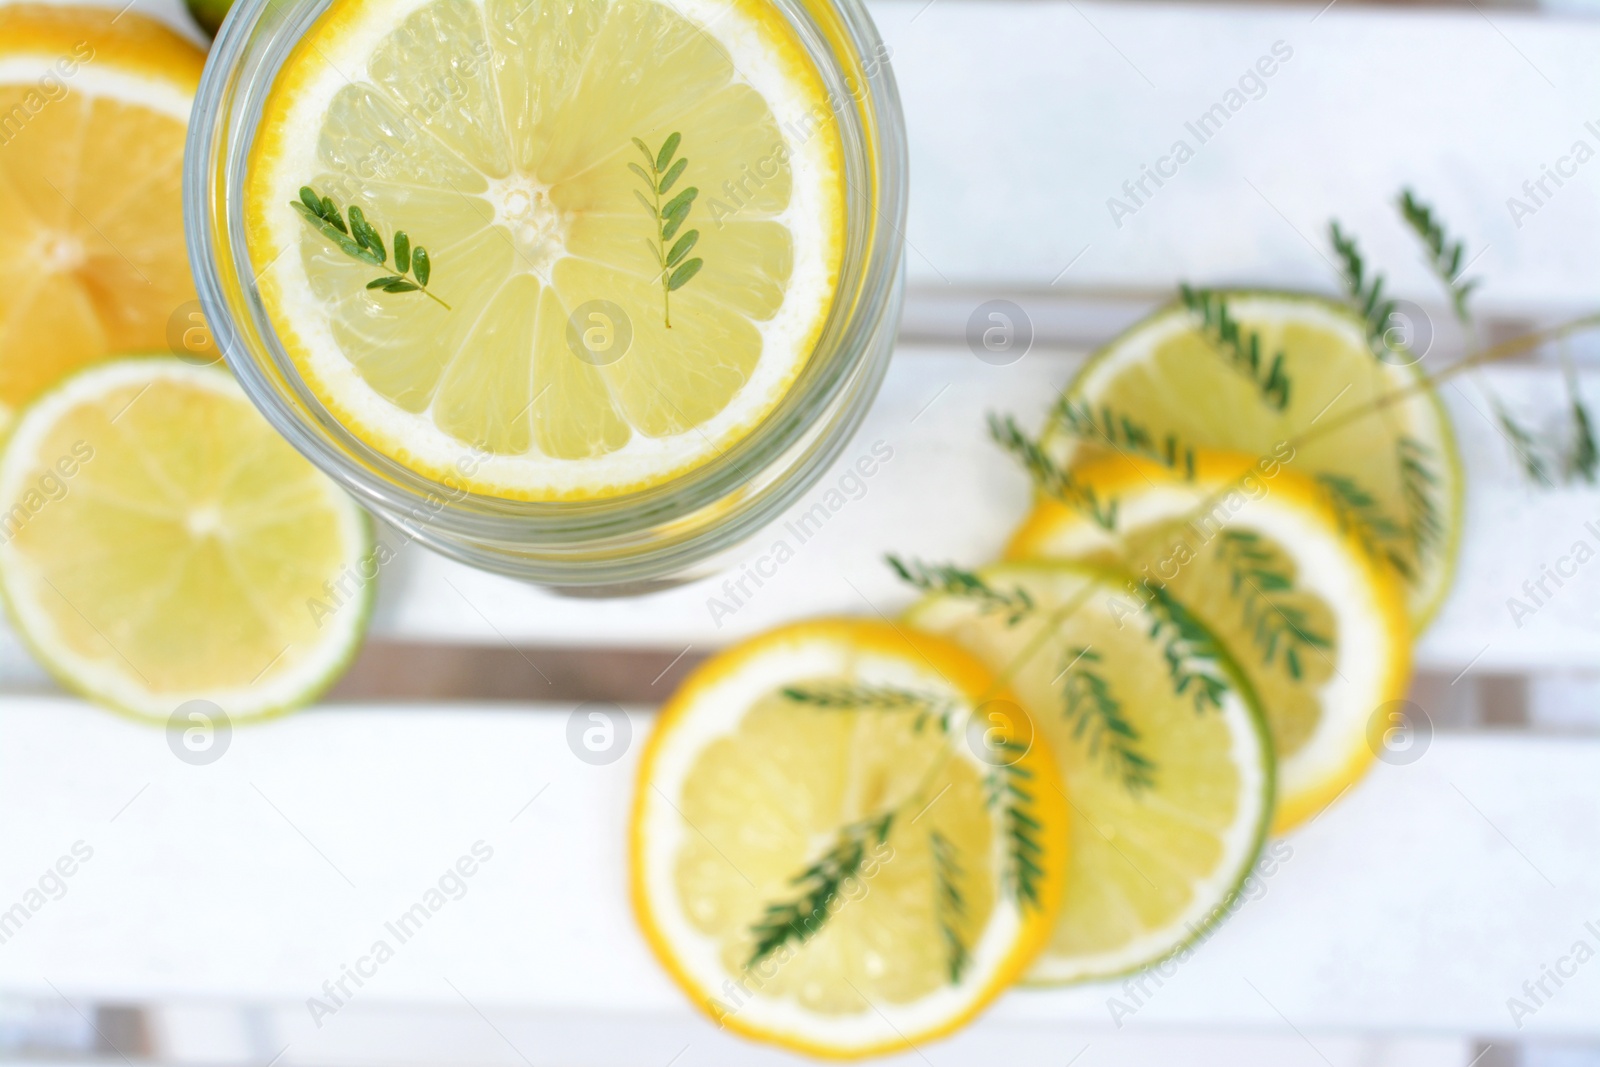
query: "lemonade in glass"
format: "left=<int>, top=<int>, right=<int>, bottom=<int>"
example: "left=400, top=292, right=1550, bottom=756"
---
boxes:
left=187, top=0, right=905, bottom=587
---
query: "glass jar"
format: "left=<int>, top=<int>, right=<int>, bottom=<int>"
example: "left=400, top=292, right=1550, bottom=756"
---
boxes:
left=185, top=0, right=907, bottom=591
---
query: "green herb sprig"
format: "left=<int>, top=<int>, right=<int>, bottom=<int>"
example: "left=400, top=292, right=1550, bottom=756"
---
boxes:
left=1211, top=531, right=1332, bottom=681
left=988, top=742, right=1046, bottom=910
left=291, top=186, right=448, bottom=309
left=747, top=813, right=893, bottom=969
left=886, top=555, right=1034, bottom=626
left=1142, top=585, right=1230, bottom=713
left=1398, top=188, right=1479, bottom=324
left=782, top=682, right=955, bottom=734
left=631, top=132, right=703, bottom=327
left=988, top=413, right=1119, bottom=530
left=1051, top=398, right=1197, bottom=480
left=1059, top=647, right=1154, bottom=792
left=929, top=830, right=969, bottom=984
left=1329, top=220, right=1400, bottom=362
left=1315, top=472, right=1417, bottom=583
left=1179, top=285, right=1291, bottom=411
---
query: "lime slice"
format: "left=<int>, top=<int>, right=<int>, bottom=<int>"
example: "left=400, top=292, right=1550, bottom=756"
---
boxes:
left=907, top=563, right=1273, bottom=983
left=1008, top=452, right=1412, bottom=832
left=1048, top=291, right=1462, bottom=631
left=0, top=359, right=374, bottom=721
left=246, top=0, right=845, bottom=501
left=632, top=619, right=1069, bottom=1057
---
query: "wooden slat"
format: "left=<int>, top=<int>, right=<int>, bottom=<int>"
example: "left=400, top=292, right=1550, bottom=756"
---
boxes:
left=0, top=696, right=1594, bottom=1046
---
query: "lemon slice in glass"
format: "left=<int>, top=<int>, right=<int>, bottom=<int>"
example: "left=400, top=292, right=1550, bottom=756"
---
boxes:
left=907, top=564, right=1273, bottom=984
left=1008, top=452, right=1412, bottom=832
left=632, top=619, right=1068, bottom=1057
left=0, top=359, right=374, bottom=721
left=1048, top=291, right=1462, bottom=631
left=246, top=0, right=846, bottom=501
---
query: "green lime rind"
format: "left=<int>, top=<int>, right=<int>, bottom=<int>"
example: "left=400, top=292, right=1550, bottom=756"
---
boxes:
left=904, top=560, right=1275, bottom=987
left=1046, top=289, right=1463, bottom=635
left=0, top=356, right=376, bottom=726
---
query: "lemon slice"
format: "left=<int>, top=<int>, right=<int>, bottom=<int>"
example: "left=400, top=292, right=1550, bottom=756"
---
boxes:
left=907, top=564, right=1272, bottom=983
left=632, top=619, right=1069, bottom=1058
left=0, top=359, right=374, bottom=721
left=1008, top=452, right=1412, bottom=832
left=246, top=0, right=846, bottom=501
left=1048, top=291, right=1462, bottom=630
left=0, top=5, right=210, bottom=431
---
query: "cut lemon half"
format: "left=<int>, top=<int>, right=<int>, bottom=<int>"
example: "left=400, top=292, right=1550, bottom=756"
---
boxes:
left=1047, top=291, right=1462, bottom=631
left=246, top=0, right=846, bottom=501
left=632, top=619, right=1068, bottom=1058
left=0, top=5, right=209, bottom=430
left=0, top=359, right=374, bottom=722
left=906, top=564, right=1272, bottom=984
left=1008, top=452, right=1412, bottom=832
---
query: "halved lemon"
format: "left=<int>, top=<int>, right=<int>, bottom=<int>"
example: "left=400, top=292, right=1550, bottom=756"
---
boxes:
left=1046, top=291, right=1462, bottom=630
left=1007, top=452, right=1412, bottom=832
left=246, top=0, right=846, bottom=501
left=632, top=619, right=1068, bottom=1058
left=0, top=5, right=210, bottom=430
left=0, top=359, right=374, bottom=721
left=906, top=564, right=1272, bottom=983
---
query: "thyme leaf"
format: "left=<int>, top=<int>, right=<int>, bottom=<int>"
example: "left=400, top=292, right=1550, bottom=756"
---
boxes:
left=291, top=186, right=448, bottom=309
left=988, top=413, right=1119, bottom=530
left=929, top=830, right=969, bottom=984
left=1179, top=285, right=1291, bottom=411
left=632, top=132, right=702, bottom=327
left=1212, top=531, right=1333, bottom=681
left=1142, top=584, right=1230, bottom=712
left=1329, top=219, right=1402, bottom=362
left=1316, top=472, right=1418, bottom=583
left=986, top=743, right=1046, bottom=910
left=886, top=555, right=1034, bottom=625
left=1059, top=646, right=1155, bottom=792
left=1398, top=188, right=1479, bottom=325
left=746, top=813, right=893, bottom=969
left=1051, top=398, right=1197, bottom=479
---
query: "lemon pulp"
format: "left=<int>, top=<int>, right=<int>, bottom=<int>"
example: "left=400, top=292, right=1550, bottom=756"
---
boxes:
left=247, top=0, right=846, bottom=501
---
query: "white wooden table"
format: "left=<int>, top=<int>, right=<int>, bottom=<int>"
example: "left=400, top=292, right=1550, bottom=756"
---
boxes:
left=4, top=0, right=1600, bottom=1065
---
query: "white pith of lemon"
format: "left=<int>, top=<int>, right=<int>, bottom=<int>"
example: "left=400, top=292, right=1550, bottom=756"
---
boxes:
left=632, top=619, right=1068, bottom=1058
left=0, top=359, right=374, bottom=722
left=246, top=0, right=846, bottom=501
left=907, top=564, right=1273, bottom=984
left=1007, top=452, right=1412, bottom=832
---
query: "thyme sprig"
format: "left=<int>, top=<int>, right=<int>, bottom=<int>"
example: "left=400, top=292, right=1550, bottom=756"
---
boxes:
left=1179, top=285, right=1291, bottom=411
left=1143, top=585, right=1230, bottom=712
left=1212, top=531, right=1332, bottom=681
left=886, top=555, right=1034, bottom=626
left=747, top=813, right=893, bottom=969
left=631, top=132, right=703, bottom=327
left=1329, top=220, right=1400, bottom=361
left=1051, top=398, right=1197, bottom=480
left=1397, top=436, right=1447, bottom=567
left=782, top=682, right=955, bottom=734
left=988, top=413, right=1119, bottom=530
left=291, top=186, right=448, bottom=309
left=1059, top=646, right=1154, bottom=792
left=987, top=741, right=1046, bottom=909
left=1316, top=472, right=1417, bottom=583
left=929, top=830, right=969, bottom=984
left=1398, top=188, right=1479, bottom=324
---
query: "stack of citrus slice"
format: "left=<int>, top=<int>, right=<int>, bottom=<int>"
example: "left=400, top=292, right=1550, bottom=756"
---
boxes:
left=632, top=291, right=1452, bottom=1053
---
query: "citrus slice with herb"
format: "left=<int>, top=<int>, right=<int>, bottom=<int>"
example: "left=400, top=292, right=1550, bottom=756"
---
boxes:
left=0, top=359, right=374, bottom=722
left=632, top=619, right=1068, bottom=1058
left=1045, top=291, right=1462, bottom=631
left=906, top=563, right=1272, bottom=984
left=246, top=0, right=846, bottom=501
left=0, top=5, right=210, bottom=432
left=1007, top=452, right=1411, bottom=832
